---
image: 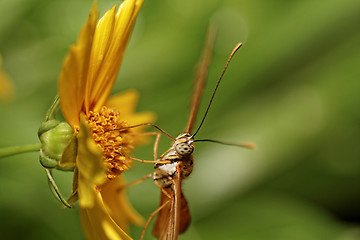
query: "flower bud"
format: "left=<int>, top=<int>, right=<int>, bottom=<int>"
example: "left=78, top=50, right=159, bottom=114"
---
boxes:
left=38, top=121, right=74, bottom=170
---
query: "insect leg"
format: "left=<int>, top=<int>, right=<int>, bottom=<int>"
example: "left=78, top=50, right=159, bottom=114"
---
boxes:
left=128, top=131, right=171, bottom=164
left=140, top=199, right=171, bottom=240
left=116, top=173, right=153, bottom=193
left=159, top=147, right=172, bottom=159
left=148, top=131, right=161, bottom=161
left=154, top=180, right=172, bottom=199
left=128, top=131, right=162, bottom=161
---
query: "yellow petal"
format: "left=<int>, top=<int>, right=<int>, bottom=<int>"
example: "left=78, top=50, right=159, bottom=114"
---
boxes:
left=124, top=112, right=156, bottom=146
left=124, top=112, right=156, bottom=131
left=81, top=189, right=132, bottom=240
left=58, top=2, right=99, bottom=129
left=101, top=176, right=144, bottom=233
left=106, top=89, right=139, bottom=116
left=0, top=55, right=15, bottom=102
left=85, top=5, right=117, bottom=113
left=106, top=90, right=156, bottom=127
left=106, top=90, right=156, bottom=145
left=91, top=0, right=144, bottom=112
left=77, top=116, right=107, bottom=208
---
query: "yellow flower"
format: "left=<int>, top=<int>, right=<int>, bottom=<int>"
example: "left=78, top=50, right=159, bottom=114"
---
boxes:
left=0, top=55, right=15, bottom=102
left=57, top=0, right=152, bottom=239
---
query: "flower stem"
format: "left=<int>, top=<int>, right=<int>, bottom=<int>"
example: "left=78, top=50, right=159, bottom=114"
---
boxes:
left=45, top=168, right=72, bottom=208
left=0, top=143, right=42, bottom=158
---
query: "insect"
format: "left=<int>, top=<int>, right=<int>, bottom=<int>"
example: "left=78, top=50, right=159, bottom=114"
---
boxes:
left=113, top=27, right=254, bottom=239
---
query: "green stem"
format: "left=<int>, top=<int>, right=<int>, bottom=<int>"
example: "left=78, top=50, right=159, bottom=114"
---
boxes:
left=45, top=168, right=71, bottom=208
left=0, top=143, right=42, bottom=158
left=45, top=95, right=60, bottom=121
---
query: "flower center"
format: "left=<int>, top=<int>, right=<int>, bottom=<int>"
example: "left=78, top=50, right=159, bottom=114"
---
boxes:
left=87, top=106, right=133, bottom=179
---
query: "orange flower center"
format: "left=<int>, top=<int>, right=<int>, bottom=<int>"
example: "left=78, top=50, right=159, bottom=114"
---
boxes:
left=87, top=106, right=133, bottom=179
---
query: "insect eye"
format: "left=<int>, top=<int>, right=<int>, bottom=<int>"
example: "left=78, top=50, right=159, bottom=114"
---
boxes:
left=175, top=143, right=193, bottom=156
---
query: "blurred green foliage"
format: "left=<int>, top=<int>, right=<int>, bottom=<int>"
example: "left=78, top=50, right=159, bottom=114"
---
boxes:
left=1, top=0, right=360, bottom=239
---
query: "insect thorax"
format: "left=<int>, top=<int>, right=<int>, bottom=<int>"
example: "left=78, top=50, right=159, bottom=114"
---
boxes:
left=153, top=132, right=195, bottom=187
left=154, top=155, right=194, bottom=187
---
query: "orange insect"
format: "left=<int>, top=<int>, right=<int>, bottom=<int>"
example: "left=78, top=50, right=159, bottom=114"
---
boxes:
left=114, top=27, right=254, bottom=240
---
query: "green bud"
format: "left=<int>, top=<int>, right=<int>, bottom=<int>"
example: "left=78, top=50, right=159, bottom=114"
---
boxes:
left=38, top=119, right=60, bottom=137
left=39, top=149, right=58, bottom=168
left=38, top=121, right=74, bottom=170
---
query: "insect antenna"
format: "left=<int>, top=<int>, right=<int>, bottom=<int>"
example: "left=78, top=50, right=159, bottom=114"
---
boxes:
left=194, top=139, right=256, bottom=149
left=191, top=43, right=242, bottom=138
left=107, top=122, right=175, bottom=140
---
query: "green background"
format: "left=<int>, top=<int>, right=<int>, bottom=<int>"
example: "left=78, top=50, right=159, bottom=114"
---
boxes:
left=1, top=0, right=359, bottom=239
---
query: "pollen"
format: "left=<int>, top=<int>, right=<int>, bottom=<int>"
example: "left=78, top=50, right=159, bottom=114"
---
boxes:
left=87, top=106, right=134, bottom=179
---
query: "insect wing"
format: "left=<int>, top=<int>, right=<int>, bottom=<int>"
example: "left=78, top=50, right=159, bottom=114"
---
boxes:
left=153, top=186, right=178, bottom=239
left=153, top=165, right=191, bottom=239
left=179, top=190, right=191, bottom=234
